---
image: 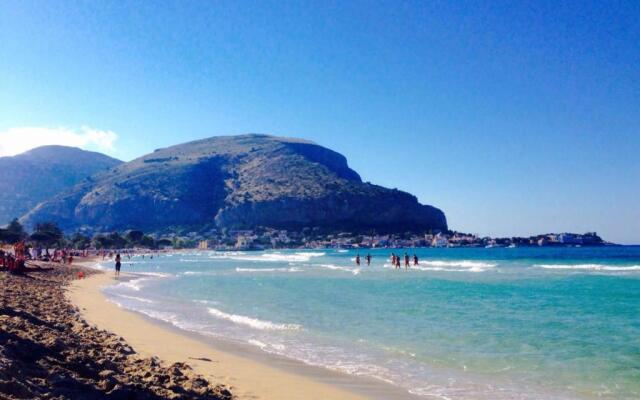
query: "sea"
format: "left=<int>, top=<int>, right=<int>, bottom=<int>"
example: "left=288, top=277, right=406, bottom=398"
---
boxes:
left=99, top=246, right=640, bottom=399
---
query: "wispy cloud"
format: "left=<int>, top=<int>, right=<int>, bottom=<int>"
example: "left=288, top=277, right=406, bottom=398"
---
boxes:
left=0, top=126, right=118, bottom=157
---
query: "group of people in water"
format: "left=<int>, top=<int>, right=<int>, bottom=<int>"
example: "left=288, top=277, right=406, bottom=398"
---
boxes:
left=354, top=253, right=372, bottom=266
left=354, top=252, right=419, bottom=268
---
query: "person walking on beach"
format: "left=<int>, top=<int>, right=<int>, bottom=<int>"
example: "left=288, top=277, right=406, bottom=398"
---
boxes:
left=115, top=253, right=121, bottom=277
left=355, top=253, right=361, bottom=266
left=366, top=253, right=371, bottom=266
left=404, top=253, right=410, bottom=269
left=395, top=254, right=401, bottom=269
left=413, top=254, right=419, bottom=266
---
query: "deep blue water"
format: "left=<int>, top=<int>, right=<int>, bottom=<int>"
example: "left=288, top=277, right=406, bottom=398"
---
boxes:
left=101, top=246, right=640, bottom=399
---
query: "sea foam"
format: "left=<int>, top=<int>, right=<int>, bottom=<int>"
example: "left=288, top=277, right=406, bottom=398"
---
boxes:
left=318, top=264, right=361, bottom=275
left=235, top=267, right=301, bottom=273
left=536, top=264, right=640, bottom=271
left=421, top=260, right=496, bottom=269
left=116, top=294, right=155, bottom=304
left=383, top=260, right=496, bottom=272
left=113, top=272, right=173, bottom=291
left=248, top=339, right=287, bottom=352
left=209, top=251, right=325, bottom=263
left=207, top=307, right=302, bottom=331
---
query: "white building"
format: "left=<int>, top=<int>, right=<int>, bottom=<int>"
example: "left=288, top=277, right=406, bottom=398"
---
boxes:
left=431, top=233, right=448, bottom=247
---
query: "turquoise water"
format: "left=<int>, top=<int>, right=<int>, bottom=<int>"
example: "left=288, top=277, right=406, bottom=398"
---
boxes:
left=102, top=247, right=640, bottom=399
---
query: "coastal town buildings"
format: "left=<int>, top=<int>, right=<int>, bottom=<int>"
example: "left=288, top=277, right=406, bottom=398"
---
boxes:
left=147, top=230, right=606, bottom=251
left=0, top=219, right=609, bottom=251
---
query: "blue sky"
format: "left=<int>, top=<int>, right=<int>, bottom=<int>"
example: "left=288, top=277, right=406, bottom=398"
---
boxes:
left=1, top=1, right=638, bottom=243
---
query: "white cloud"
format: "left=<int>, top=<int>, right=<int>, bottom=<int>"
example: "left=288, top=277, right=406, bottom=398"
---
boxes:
left=0, top=126, right=118, bottom=157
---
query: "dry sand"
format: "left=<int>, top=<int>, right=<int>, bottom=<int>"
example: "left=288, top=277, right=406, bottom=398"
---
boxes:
left=68, top=267, right=403, bottom=400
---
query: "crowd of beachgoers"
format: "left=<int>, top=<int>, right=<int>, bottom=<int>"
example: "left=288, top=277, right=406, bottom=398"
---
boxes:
left=0, top=241, right=158, bottom=275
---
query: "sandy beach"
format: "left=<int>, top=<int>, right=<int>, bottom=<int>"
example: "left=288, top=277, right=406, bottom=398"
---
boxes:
left=0, top=260, right=232, bottom=400
left=67, top=264, right=412, bottom=400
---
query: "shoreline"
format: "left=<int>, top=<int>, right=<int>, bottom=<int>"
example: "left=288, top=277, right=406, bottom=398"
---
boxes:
left=67, top=266, right=416, bottom=400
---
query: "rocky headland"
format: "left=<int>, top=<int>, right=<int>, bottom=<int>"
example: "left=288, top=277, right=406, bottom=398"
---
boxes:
left=19, top=134, right=447, bottom=234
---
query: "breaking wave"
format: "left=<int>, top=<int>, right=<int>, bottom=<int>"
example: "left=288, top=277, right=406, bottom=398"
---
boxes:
left=113, top=272, right=173, bottom=291
left=235, top=267, right=302, bottom=273
left=536, top=264, right=640, bottom=271
left=208, top=251, right=325, bottom=263
left=421, top=260, right=497, bottom=269
left=318, top=264, right=361, bottom=275
left=115, top=294, right=155, bottom=304
left=207, top=307, right=302, bottom=331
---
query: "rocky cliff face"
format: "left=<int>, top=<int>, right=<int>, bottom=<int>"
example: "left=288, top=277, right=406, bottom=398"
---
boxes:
left=0, top=146, right=122, bottom=225
left=19, top=135, right=447, bottom=233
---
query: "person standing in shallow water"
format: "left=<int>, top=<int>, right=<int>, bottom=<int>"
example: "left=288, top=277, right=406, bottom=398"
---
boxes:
left=404, top=253, right=410, bottom=269
left=115, top=253, right=121, bottom=277
left=355, top=253, right=361, bottom=266
left=366, top=253, right=371, bottom=266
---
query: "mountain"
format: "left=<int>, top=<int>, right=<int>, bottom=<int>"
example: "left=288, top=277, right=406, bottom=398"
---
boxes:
left=0, top=146, right=122, bottom=225
left=19, top=135, right=447, bottom=233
